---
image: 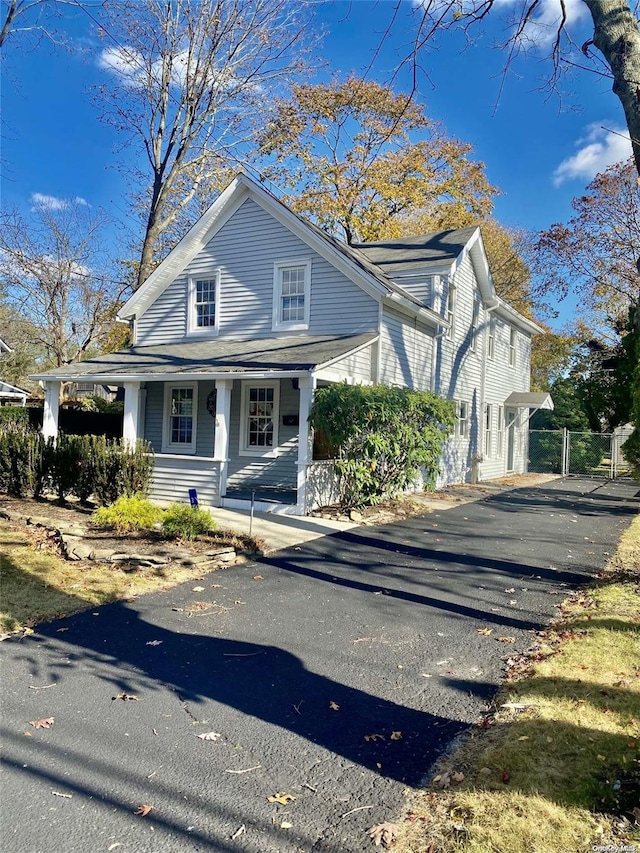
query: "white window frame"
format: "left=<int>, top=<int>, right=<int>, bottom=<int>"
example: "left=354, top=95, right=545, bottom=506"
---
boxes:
left=445, top=282, right=456, bottom=340
left=497, top=406, right=504, bottom=457
left=456, top=400, right=469, bottom=438
left=272, top=259, right=311, bottom=332
left=488, top=316, right=496, bottom=360
left=188, top=271, right=221, bottom=335
left=162, top=383, right=198, bottom=454
left=239, top=380, right=280, bottom=457
left=484, top=403, right=493, bottom=457
left=509, top=328, right=517, bottom=367
left=471, top=298, right=480, bottom=351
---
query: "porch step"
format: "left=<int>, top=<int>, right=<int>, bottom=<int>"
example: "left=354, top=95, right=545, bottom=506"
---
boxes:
left=221, top=496, right=300, bottom=515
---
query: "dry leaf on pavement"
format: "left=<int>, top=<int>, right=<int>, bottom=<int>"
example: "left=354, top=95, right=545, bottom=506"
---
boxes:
left=329, top=701, right=340, bottom=711
left=134, top=804, right=154, bottom=816
left=390, top=731, right=402, bottom=741
left=30, top=718, right=54, bottom=729
left=477, top=628, right=492, bottom=636
left=112, top=692, right=139, bottom=701
left=267, top=792, right=296, bottom=805
left=364, top=733, right=385, bottom=742
left=497, top=636, right=515, bottom=644
left=196, top=731, right=222, bottom=741
left=368, top=822, right=398, bottom=847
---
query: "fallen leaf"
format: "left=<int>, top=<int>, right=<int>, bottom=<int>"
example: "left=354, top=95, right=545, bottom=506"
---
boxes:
left=504, top=588, right=515, bottom=593
left=390, top=731, right=402, bottom=741
left=267, top=792, right=296, bottom=805
left=134, top=804, right=153, bottom=816
left=22, top=627, right=34, bottom=636
left=497, top=636, right=516, bottom=644
left=196, top=731, right=222, bottom=741
left=192, top=586, right=205, bottom=592
left=30, top=717, right=54, bottom=729
left=478, top=767, right=491, bottom=776
left=451, top=771, right=465, bottom=783
left=368, top=822, right=398, bottom=848
left=329, top=701, right=340, bottom=711
left=146, top=640, right=163, bottom=646
left=108, top=844, right=122, bottom=851
left=477, top=628, right=492, bottom=636
left=253, top=575, right=264, bottom=581
left=280, top=821, right=293, bottom=829
left=501, top=771, right=510, bottom=783
left=517, top=736, right=529, bottom=741
left=436, top=771, right=451, bottom=788
left=56, top=628, right=69, bottom=633
left=364, top=733, right=385, bottom=742
left=112, top=692, right=138, bottom=701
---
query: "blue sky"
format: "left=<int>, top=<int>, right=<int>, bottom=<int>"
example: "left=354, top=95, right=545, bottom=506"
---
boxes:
left=0, top=0, right=633, bottom=321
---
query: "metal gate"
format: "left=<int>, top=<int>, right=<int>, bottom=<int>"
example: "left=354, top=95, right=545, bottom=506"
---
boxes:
left=528, top=429, right=632, bottom=478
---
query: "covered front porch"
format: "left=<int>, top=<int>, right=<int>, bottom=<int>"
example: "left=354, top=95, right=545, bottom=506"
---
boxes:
left=34, top=334, right=376, bottom=516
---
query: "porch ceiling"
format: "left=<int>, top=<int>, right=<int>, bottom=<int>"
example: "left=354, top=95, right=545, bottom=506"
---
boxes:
left=32, top=333, right=378, bottom=382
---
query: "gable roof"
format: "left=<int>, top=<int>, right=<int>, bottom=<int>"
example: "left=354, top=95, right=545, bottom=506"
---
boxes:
left=352, top=228, right=480, bottom=274
left=118, top=174, right=442, bottom=328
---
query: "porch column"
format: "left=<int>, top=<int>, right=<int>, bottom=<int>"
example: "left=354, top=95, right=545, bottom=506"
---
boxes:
left=296, top=374, right=316, bottom=515
left=214, top=379, right=232, bottom=502
left=42, top=381, right=60, bottom=441
left=123, top=382, right=141, bottom=447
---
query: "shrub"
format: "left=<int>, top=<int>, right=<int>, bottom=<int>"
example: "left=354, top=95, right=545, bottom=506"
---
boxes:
left=0, top=422, right=49, bottom=497
left=310, top=383, right=455, bottom=510
left=161, top=503, right=216, bottom=540
left=0, top=406, right=29, bottom=425
left=92, top=494, right=163, bottom=533
left=622, top=428, right=640, bottom=481
left=91, top=437, right=154, bottom=506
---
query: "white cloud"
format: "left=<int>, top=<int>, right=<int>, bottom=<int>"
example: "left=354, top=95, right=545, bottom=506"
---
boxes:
left=30, top=193, right=88, bottom=210
left=553, top=124, right=632, bottom=186
left=98, top=45, right=147, bottom=87
left=411, top=0, right=589, bottom=46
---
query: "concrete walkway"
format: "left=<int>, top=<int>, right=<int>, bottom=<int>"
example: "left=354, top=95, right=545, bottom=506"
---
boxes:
left=1, top=477, right=637, bottom=853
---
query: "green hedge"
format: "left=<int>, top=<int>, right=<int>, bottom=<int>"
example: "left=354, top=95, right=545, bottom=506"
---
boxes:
left=0, top=406, right=29, bottom=425
left=0, top=422, right=154, bottom=504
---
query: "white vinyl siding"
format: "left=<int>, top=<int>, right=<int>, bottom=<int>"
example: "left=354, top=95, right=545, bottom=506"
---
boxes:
left=136, top=198, right=378, bottom=345
left=379, top=308, right=434, bottom=390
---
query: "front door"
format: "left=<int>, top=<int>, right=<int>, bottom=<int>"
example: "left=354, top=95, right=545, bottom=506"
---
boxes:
left=506, top=408, right=517, bottom=472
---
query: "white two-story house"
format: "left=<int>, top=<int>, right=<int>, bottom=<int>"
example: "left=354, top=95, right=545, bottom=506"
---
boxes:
left=33, top=174, right=549, bottom=514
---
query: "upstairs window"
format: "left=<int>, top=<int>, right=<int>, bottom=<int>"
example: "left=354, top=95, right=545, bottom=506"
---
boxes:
left=509, top=328, right=517, bottom=367
left=445, top=282, right=456, bottom=340
left=273, top=259, right=311, bottom=332
left=488, top=316, right=496, bottom=360
left=188, top=272, right=220, bottom=334
left=471, top=298, right=480, bottom=350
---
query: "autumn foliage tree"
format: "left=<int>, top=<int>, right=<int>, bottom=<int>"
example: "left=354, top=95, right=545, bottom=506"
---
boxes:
left=260, top=77, right=497, bottom=245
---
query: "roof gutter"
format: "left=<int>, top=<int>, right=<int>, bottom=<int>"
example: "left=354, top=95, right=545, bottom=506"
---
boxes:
left=31, top=369, right=314, bottom=384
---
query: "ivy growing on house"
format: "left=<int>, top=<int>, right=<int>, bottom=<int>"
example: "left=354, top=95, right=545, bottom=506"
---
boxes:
left=310, top=383, right=455, bottom=510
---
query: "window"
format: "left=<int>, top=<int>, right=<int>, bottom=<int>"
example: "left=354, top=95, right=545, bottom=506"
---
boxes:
left=240, top=382, right=280, bottom=456
left=497, top=406, right=504, bottom=456
left=484, top=404, right=493, bottom=457
left=162, top=384, right=198, bottom=453
left=272, top=259, right=311, bottom=331
left=456, top=400, right=469, bottom=438
left=488, top=316, right=496, bottom=360
left=471, top=298, right=480, bottom=350
left=509, top=328, right=517, bottom=367
left=188, top=272, right=220, bottom=334
left=445, top=282, right=456, bottom=340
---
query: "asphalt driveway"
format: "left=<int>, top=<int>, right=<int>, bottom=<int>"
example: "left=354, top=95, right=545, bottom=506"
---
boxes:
left=1, top=477, right=638, bottom=853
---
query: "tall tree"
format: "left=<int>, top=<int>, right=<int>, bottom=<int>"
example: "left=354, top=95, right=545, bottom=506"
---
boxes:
left=95, top=0, right=313, bottom=287
left=379, top=2, right=640, bottom=178
left=533, top=157, right=640, bottom=341
left=259, top=77, right=498, bottom=245
left=0, top=197, right=125, bottom=368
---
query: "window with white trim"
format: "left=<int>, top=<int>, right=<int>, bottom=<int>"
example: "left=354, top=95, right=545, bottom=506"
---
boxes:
left=445, top=282, right=456, bottom=340
left=456, top=400, right=469, bottom=438
left=509, top=328, right=517, bottom=367
left=471, top=298, right=480, bottom=350
left=484, top=403, right=493, bottom=457
left=239, top=382, right=280, bottom=456
left=162, top=384, right=198, bottom=454
left=272, top=259, right=311, bottom=331
left=188, top=272, right=220, bottom=334
left=488, top=316, right=496, bottom=360
left=497, top=406, right=504, bottom=456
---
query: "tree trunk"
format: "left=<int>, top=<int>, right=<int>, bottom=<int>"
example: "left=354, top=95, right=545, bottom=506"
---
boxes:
left=584, top=0, right=640, bottom=177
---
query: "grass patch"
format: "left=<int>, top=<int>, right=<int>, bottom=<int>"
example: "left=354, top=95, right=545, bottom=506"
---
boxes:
left=0, top=526, right=228, bottom=634
left=396, top=515, right=640, bottom=853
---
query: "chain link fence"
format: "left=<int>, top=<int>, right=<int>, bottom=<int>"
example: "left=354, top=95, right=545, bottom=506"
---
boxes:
left=529, top=429, right=632, bottom=478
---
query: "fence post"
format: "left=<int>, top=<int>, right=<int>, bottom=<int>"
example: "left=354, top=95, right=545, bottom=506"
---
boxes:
left=610, top=434, right=615, bottom=479
left=562, top=428, right=569, bottom=476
